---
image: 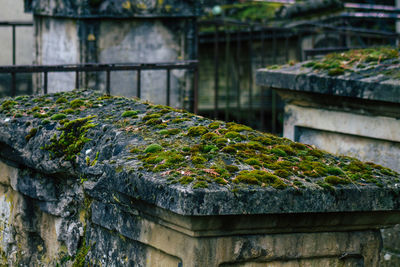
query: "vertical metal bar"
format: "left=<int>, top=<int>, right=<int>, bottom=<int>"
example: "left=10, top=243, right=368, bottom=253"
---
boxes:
left=166, top=69, right=171, bottom=106
left=236, top=29, right=241, bottom=122
left=11, top=72, right=16, bottom=97
left=214, top=24, right=219, bottom=119
left=272, top=90, right=276, bottom=134
left=43, top=72, right=48, bottom=94
left=261, top=28, right=265, bottom=67
left=285, top=33, right=289, bottom=63
left=225, top=25, right=230, bottom=122
left=106, top=70, right=111, bottom=95
left=272, top=30, right=277, bottom=64
left=12, top=25, right=16, bottom=65
left=260, top=86, right=265, bottom=131
left=75, top=71, right=79, bottom=89
left=136, top=69, right=141, bottom=98
left=193, top=67, right=199, bottom=114
left=248, top=25, right=254, bottom=114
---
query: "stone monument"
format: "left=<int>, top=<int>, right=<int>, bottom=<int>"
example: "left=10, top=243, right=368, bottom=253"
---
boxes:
left=256, top=47, right=400, bottom=266
left=24, top=0, right=200, bottom=107
left=1, top=89, right=400, bottom=266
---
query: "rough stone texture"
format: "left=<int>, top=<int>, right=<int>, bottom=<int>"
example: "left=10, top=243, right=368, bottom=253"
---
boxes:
left=256, top=48, right=400, bottom=267
left=1, top=90, right=400, bottom=265
left=31, top=2, right=195, bottom=107
left=26, top=0, right=202, bottom=18
left=256, top=57, right=400, bottom=105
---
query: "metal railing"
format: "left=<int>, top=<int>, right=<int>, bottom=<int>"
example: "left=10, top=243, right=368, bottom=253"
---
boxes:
left=0, top=61, right=199, bottom=113
left=0, top=21, right=34, bottom=65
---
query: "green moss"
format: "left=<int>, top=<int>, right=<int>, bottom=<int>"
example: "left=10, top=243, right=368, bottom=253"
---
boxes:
left=41, top=119, right=50, bottom=125
left=43, top=116, right=97, bottom=161
left=274, top=169, right=290, bottom=178
left=227, top=123, right=252, bottom=132
left=34, top=112, right=49, bottom=118
left=1, top=100, right=17, bottom=111
left=324, top=176, right=350, bottom=185
left=56, top=97, right=68, bottom=104
left=203, top=145, right=218, bottom=153
left=221, top=145, right=236, bottom=154
left=328, top=67, right=345, bottom=76
left=208, top=122, right=221, bottom=129
left=271, top=148, right=287, bottom=157
left=145, top=118, right=162, bottom=126
left=193, top=181, right=208, bottom=189
left=167, top=128, right=181, bottom=135
left=142, top=113, right=161, bottom=121
left=171, top=118, right=190, bottom=124
left=274, top=145, right=296, bottom=155
left=201, top=132, right=218, bottom=140
left=64, top=108, right=75, bottom=114
left=51, top=113, right=67, bottom=120
left=121, top=110, right=139, bottom=117
left=302, top=47, right=399, bottom=76
left=179, top=176, right=194, bottom=185
left=191, top=155, right=207, bottom=164
left=244, top=158, right=261, bottom=166
left=70, top=99, right=85, bottom=109
left=327, top=167, right=344, bottom=175
left=25, top=128, right=38, bottom=142
left=72, top=238, right=90, bottom=267
left=233, top=170, right=287, bottom=189
left=144, top=144, right=163, bottom=153
left=307, top=149, right=324, bottom=158
left=187, top=126, right=208, bottom=136
left=290, top=142, right=307, bottom=150
left=224, top=131, right=241, bottom=139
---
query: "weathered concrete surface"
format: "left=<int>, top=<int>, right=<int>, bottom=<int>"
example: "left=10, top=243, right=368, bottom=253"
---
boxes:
left=256, top=54, right=400, bottom=104
left=256, top=48, right=400, bottom=267
left=34, top=17, right=79, bottom=93
left=26, top=0, right=201, bottom=18
left=97, top=19, right=185, bottom=106
left=1, top=90, right=400, bottom=266
left=30, top=0, right=196, bottom=106
left=283, top=104, right=400, bottom=172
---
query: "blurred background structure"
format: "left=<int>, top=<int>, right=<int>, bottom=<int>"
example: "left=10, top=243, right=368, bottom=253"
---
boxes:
left=0, top=0, right=399, bottom=134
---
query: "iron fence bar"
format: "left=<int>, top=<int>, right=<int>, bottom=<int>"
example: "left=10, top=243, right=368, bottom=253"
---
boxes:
left=166, top=69, right=170, bottom=106
left=261, top=28, right=265, bottom=67
left=75, top=71, right=79, bottom=89
left=248, top=26, right=254, bottom=115
left=11, top=72, right=16, bottom=97
left=285, top=35, right=289, bottom=62
left=193, top=67, right=199, bottom=114
left=272, top=90, right=277, bottom=134
left=214, top=24, right=219, bottom=119
left=272, top=30, right=277, bottom=64
left=0, top=21, right=34, bottom=27
left=225, top=26, right=230, bottom=122
left=0, top=61, right=198, bottom=73
left=236, top=30, right=241, bottom=122
left=136, top=69, right=141, bottom=98
left=43, top=72, right=48, bottom=94
left=106, top=70, right=111, bottom=95
left=12, top=25, right=16, bottom=65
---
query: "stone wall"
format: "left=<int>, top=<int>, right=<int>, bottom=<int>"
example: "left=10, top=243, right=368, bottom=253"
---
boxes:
left=2, top=89, right=400, bottom=266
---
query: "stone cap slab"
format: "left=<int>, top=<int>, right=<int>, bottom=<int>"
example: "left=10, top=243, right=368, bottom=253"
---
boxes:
left=25, top=0, right=201, bottom=18
left=256, top=47, right=400, bottom=104
left=1, top=89, right=400, bottom=216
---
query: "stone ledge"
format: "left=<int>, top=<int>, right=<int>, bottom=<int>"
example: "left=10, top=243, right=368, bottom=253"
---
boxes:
left=256, top=48, right=400, bottom=104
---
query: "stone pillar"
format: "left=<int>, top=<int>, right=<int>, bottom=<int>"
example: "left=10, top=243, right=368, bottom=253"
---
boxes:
left=396, top=0, right=400, bottom=47
left=256, top=52, right=400, bottom=265
left=25, top=0, right=200, bottom=107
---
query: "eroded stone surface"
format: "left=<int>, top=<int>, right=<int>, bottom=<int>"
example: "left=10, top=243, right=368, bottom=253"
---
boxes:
left=0, top=89, right=400, bottom=265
